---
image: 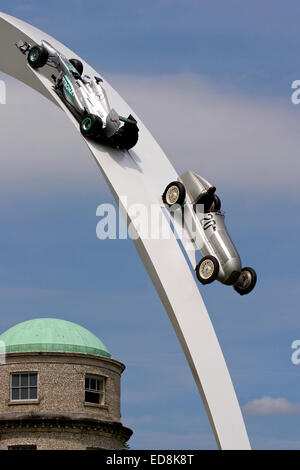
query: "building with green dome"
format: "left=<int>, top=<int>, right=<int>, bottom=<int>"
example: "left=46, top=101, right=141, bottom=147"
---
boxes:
left=0, top=318, right=111, bottom=357
left=0, top=318, right=132, bottom=450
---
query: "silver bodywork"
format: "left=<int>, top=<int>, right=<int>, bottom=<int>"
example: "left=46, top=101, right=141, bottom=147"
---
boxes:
left=16, top=39, right=121, bottom=137
left=180, top=171, right=241, bottom=285
left=181, top=171, right=216, bottom=203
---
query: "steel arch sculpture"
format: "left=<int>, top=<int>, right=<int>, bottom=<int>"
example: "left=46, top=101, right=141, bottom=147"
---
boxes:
left=0, top=12, right=250, bottom=449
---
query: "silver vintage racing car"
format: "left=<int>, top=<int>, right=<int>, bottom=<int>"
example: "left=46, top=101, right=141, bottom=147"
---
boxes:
left=162, top=171, right=257, bottom=295
left=16, top=39, right=139, bottom=150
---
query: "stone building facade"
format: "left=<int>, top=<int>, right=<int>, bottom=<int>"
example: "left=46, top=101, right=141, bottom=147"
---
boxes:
left=0, top=318, right=132, bottom=450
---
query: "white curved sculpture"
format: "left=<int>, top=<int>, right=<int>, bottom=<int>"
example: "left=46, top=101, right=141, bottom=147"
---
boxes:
left=0, top=12, right=250, bottom=449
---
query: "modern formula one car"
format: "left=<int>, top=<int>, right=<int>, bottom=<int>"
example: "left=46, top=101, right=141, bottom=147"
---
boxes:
left=162, top=171, right=257, bottom=295
left=15, top=39, right=139, bottom=150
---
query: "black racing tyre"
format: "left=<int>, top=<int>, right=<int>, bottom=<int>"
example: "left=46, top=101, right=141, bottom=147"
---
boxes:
left=233, top=267, right=257, bottom=296
left=80, top=114, right=103, bottom=138
left=162, top=181, right=186, bottom=207
left=109, top=125, right=139, bottom=150
left=123, top=129, right=139, bottom=150
left=195, top=255, right=219, bottom=284
left=27, top=45, right=49, bottom=68
left=69, top=58, right=83, bottom=76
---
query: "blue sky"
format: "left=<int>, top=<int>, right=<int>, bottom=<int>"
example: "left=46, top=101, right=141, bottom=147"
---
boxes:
left=7, top=0, right=300, bottom=97
left=1, top=0, right=300, bottom=449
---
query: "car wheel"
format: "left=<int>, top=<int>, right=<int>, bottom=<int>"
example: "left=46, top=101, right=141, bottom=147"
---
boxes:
left=233, top=267, right=257, bottom=296
left=195, top=256, right=219, bottom=284
left=80, top=114, right=103, bottom=138
left=27, top=45, right=49, bottom=68
left=113, top=127, right=139, bottom=150
left=112, top=120, right=139, bottom=150
left=69, top=58, right=83, bottom=76
left=162, top=181, right=186, bottom=206
left=123, top=129, right=139, bottom=150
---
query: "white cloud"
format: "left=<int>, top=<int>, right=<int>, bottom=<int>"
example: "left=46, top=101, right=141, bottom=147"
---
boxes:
left=249, top=435, right=300, bottom=450
left=1, top=72, right=299, bottom=194
left=108, top=73, right=300, bottom=193
left=0, top=74, right=102, bottom=191
left=243, top=396, right=300, bottom=415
